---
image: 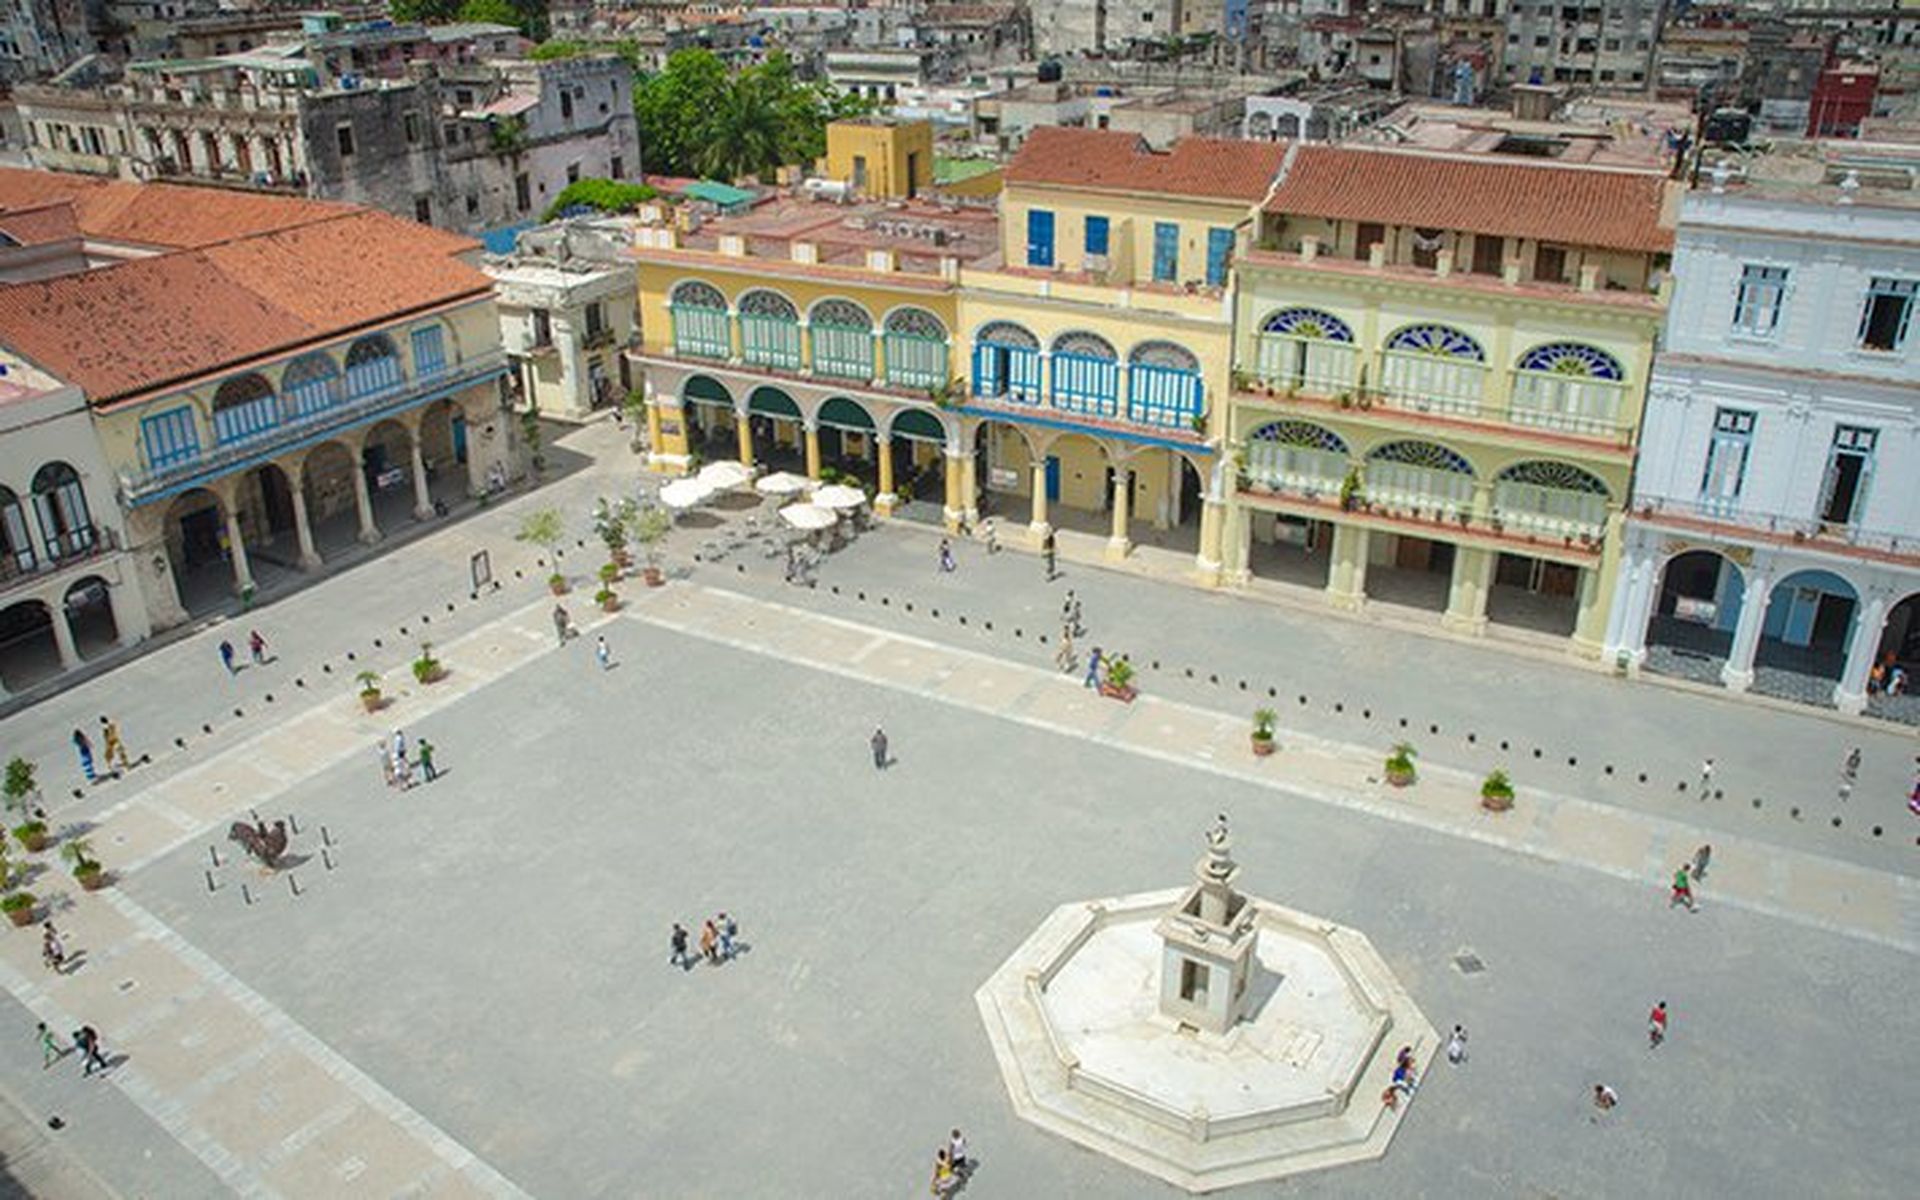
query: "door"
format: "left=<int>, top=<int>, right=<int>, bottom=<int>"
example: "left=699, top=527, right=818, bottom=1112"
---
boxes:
left=1045, top=455, right=1061, bottom=502
left=258, top=468, right=295, bottom=535
left=452, top=415, right=468, bottom=464
left=180, top=506, right=223, bottom=568
left=1026, top=209, right=1055, bottom=268
left=905, top=150, right=919, bottom=198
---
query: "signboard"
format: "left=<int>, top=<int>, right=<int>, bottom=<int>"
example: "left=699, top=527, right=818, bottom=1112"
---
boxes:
left=470, top=550, right=492, bottom=593
left=987, top=466, right=1021, bottom=492
left=1672, top=596, right=1716, bottom=625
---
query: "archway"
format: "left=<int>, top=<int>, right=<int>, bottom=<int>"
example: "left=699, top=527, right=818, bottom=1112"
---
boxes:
left=63, top=575, right=117, bottom=660
left=887, top=408, right=948, bottom=518
left=282, top=351, right=342, bottom=418
left=972, top=321, right=1041, bottom=403
left=239, top=461, right=299, bottom=566
left=1642, top=549, right=1746, bottom=683
left=344, top=333, right=403, bottom=399
left=360, top=419, right=415, bottom=529
left=417, top=397, right=469, bottom=502
left=746, top=385, right=805, bottom=473
left=1866, top=591, right=1920, bottom=723
left=1040, top=432, right=1116, bottom=536
left=1754, top=569, right=1858, bottom=693
left=1361, top=440, right=1474, bottom=613
left=0, top=599, right=59, bottom=691
left=680, top=375, right=735, bottom=457
left=161, top=487, right=230, bottom=617
left=212, top=372, right=279, bottom=445
left=973, top=420, right=1039, bottom=525
left=300, top=441, right=362, bottom=558
left=815, top=397, right=878, bottom=488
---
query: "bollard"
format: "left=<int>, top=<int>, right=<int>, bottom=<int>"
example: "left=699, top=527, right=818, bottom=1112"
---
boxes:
left=1399, top=718, right=1409, bottom=729
left=174, top=737, right=186, bottom=748
left=1872, top=825, right=1882, bottom=837
left=296, top=678, right=305, bottom=688
left=858, top=591, right=866, bottom=601
left=1790, top=807, right=1801, bottom=820
left=1363, top=709, right=1372, bottom=720
left=286, top=814, right=300, bottom=835
left=323, top=848, right=335, bottom=870
left=1751, top=798, right=1761, bottom=808
left=1831, top=817, right=1842, bottom=828
left=985, top=621, right=993, bottom=631
left=400, top=626, right=409, bottom=637
left=250, top=808, right=262, bottom=824
left=959, top=616, right=967, bottom=626
left=202, top=723, right=213, bottom=734
left=1568, top=756, right=1578, bottom=767
left=1429, top=724, right=1440, bottom=735
left=208, top=845, right=220, bottom=868
left=233, top=708, right=243, bottom=718
left=346, top=651, right=355, bottom=661
left=322, top=664, right=332, bottom=674
left=1467, top=733, right=1477, bottom=744
left=205, top=870, right=217, bottom=893
left=241, top=883, right=253, bottom=906
left=932, top=609, right=939, bottom=619
left=1334, top=703, right=1344, bottom=714
left=1267, top=687, right=1277, bottom=698
left=373, top=638, right=383, bottom=649
left=881, top=597, right=889, bottom=606
left=265, top=694, right=274, bottom=704
left=905, top=603, right=914, bottom=612
left=737, top=564, right=745, bottom=573
left=320, top=825, right=332, bottom=847
left=1209, top=674, right=1219, bottom=685
left=1238, top=681, right=1247, bottom=691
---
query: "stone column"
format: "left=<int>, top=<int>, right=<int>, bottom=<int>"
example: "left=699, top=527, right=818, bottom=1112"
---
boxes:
left=803, top=420, right=823, bottom=480
left=1833, top=590, right=1888, bottom=715
left=942, top=446, right=964, bottom=532
left=735, top=411, right=755, bottom=469
left=959, top=451, right=979, bottom=528
left=1028, top=458, right=1050, bottom=536
left=1106, top=467, right=1133, bottom=561
left=49, top=603, right=82, bottom=671
left=1720, top=569, right=1772, bottom=692
left=106, top=570, right=152, bottom=646
left=1572, top=562, right=1610, bottom=653
left=877, top=435, right=896, bottom=498
left=287, top=473, right=322, bottom=570
left=1442, top=545, right=1494, bottom=635
left=1603, top=550, right=1655, bottom=669
left=1326, top=522, right=1369, bottom=611
left=1195, top=496, right=1225, bottom=585
left=350, top=451, right=382, bottom=545
left=410, top=435, right=434, bottom=520
left=224, top=504, right=255, bottom=594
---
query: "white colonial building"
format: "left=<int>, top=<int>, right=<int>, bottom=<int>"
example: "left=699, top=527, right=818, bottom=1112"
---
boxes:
left=1604, top=152, right=1920, bottom=718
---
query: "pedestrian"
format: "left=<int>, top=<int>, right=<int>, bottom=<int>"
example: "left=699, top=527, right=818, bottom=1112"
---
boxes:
left=1691, top=843, right=1712, bottom=881
left=417, top=738, right=438, bottom=783
left=42, top=922, right=66, bottom=974
left=983, top=516, right=998, bottom=554
left=938, top=538, right=955, bottom=573
left=670, top=922, right=690, bottom=970
left=37, top=1022, right=62, bottom=1070
left=248, top=628, right=268, bottom=665
left=1669, top=862, right=1697, bottom=912
left=930, top=1148, right=957, bottom=1196
left=74, top=1025, right=108, bottom=1077
left=1391, top=1055, right=1417, bottom=1097
left=870, top=726, right=889, bottom=771
left=595, top=635, right=611, bottom=671
left=699, top=919, right=720, bottom=965
left=218, top=639, right=237, bottom=675
left=99, top=716, right=132, bottom=775
left=1445, top=1024, right=1468, bottom=1065
left=71, top=728, right=96, bottom=784
left=552, top=603, right=571, bottom=645
left=1083, top=645, right=1103, bottom=690
left=1698, top=757, right=1715, bottom=797
left=1069, top=592, right=1084, bottom=637
left=1054, top=629, right=1076, bottom=673
left=948, top=1128, right=969, bottom=1175
left=379, top=739, right=397, bottom=788
left=1843, top=746, right=1862, bottom=783
left=393, top=743, right=412, bottom=790
left=1042, top=529, right=1056, bottom=580
left=1061, top=590, right=1076, bottom=629
left=1591, top=1083, right=1619, bottom=1120
left=1648, top=1000, right=1668, bottom=1048
left=717, top=912, right=737, bottom=960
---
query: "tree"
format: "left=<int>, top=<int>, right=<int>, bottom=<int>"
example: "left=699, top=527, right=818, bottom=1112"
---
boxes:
left=697, top=71, right=785, bottom=182
left=542, top=178, right=658, bottom=221
left=631, top=49, right=872, bottom=180
left=456, top=0, right=520, bottom=27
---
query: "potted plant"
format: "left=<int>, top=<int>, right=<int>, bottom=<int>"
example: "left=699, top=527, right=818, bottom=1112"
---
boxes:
left=1338, top=467, right=1363, bottom=512
left=592, top=496, right=637, bottom=570
left=62, top=838, right=105, bottom=892
left=1098, top=657, right=1138, bottom=703
left=3, top=756, right=37, bottom=816
left=356, top=670, right=384, bottom=713
left=928, top=376, right=968, bottom=410
left=1251, top=708, right=1277, bottom=757
left=11, top=817, right=49, bottom=853
left=516, top=507, right=568, bottom=593
left=631, top=503, right=672, bottom=587
left=411, top=643, right=445, bottom=685
left=1230, top=368, right=1251, bottom=394
left=596, top=562, right=621, bottom=612
left=1, top=890, right=34, bottom=928
left=1480, top=769, right=1515, bottom=812
left=1384, top=742, right=1417, bottom=787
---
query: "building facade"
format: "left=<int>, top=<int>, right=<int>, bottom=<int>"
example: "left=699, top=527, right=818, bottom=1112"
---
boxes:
left=1501, top=0, right=1659, bottom=87
left=487, top=220, right=638, bottom=421
left=1220, top=145, right=1674, bottom=656
left=1605, top=159, right=1920, bottom=718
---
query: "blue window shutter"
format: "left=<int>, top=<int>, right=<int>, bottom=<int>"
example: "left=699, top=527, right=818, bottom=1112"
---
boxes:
left=1084, top=215, right=1110, bottom=257
left=1206, top=228, right=1234, bottom=287
left=1027, top=209, right=1055, bottom=267
left=1153, top=222, right=1179, bottom=282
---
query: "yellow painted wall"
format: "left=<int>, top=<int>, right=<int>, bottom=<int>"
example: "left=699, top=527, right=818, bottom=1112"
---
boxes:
left=1000, top=182, right=1254, bottom=289
left=636, top=261, right=960, bottom=355
left=822, top=119, right=935, bottom=199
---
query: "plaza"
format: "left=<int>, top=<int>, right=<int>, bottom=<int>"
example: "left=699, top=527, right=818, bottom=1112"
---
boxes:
left=0, top=421, right=1916, bottom=1198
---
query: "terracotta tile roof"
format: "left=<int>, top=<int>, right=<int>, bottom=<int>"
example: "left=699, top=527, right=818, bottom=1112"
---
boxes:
left=0, top=200, right=83, bottom=247
left=1005, top=127, right=1289, bottom=203
left=0, top=168, right=355, bottom=249
left=0, top=209, right=491, bottom=405
left=1264, top=146, right=1676, bottom=253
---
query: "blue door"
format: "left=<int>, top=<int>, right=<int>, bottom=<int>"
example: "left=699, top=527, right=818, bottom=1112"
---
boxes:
left=1206, top=227, right=1235, bottom=287
left=452, top=414, right=468, bottom=464
left=1026, top=209, right=1055, bottom=268
left=1152, top=222, right=1179, bottom=282
left=1045, top=455, right=1061, bottom=502
left=1084, top=215, right=1110, bottom=257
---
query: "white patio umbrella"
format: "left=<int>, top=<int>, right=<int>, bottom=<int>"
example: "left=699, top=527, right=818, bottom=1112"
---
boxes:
left=779, top=503, right=838, bottom=531
left=812, top=484, right=867, bottom=510
left=697, top=459, right=752, bottom=490
left=659, top=477, right=716, bottom=510
left=754, top=471, right=811, bottom=497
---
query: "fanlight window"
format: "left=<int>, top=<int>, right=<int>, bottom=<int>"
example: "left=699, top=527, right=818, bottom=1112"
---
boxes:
left=1516, top=343, right=1624, bottom=380
left=1261, top=307, right=1354, bottom=341
left=1385, top=324, right=1484, bottom=361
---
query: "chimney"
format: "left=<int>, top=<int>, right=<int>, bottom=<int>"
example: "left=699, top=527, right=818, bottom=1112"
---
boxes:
left=1501, top=259, right=1522, bottom=286
left=1367, top=242, right=1387, bottom=270
left=865, top=248, right=896, bottom=273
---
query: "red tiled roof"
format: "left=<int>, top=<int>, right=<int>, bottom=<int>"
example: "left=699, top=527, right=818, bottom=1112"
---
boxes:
left=0, top=200, right=82, bottom=247
left=1264, top=146, right=1676, bottom=253
left=1005, top=127, right=1289, bottom=203
left=0, top=209, right=491, bottom=405
left=0, top=169, right=355, bottom=249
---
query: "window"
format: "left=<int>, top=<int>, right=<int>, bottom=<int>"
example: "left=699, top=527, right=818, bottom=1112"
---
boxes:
left=1206, top=227, right=1234, bottom=287
left=610, top=155, right=623, bottom=179
left=404, top=112, right=420, bottom=144
left=560, top=90, right=573, bottom=120
left=1025, top=208, right=1054, bottom=268
left=585, top=301, right=606, bottom=337
left=1083, top=215, right=1110, bottom=257
left=531, top=308, right=552, bottom=347
left=414, top=196, right=431, bottom=223
left=1732, top=265, right=1788, bottom=336
left=141, top=407, right=200, bottom=471
left=1534, top=244, right=1567, bottom=283
left=1820, top=426, right=1877, bottom=525
left=1698, top=408, right=1754, bottom=508
left=1354, top=221, right=1385, bottom=260
left=335, top=123, right=354, bottom=156
left=1857, top=278, right=1916, bottom=351
left=411, top=326, right=446, bottom=375
left=1152, top=221, right=1179, bottom=282
left=1178, top=959, right=1208, bottom=1004
left=455, top=88, right=474, bottom=108
left=466, top=193, right=479, bottom=215
left=1472, top=235, right=1504, bottom=276
left=515, top=172, right=531, bottom=214
left=566, top=161, right=581, bottom=184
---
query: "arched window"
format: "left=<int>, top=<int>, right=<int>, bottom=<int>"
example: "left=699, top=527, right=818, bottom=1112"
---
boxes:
left=344, top=333, right=402, bottom=398
left=1493, top=460, right=1611, bottom=535
left=212, top=372, right=279, bottom=444
left=811, top=299, right=875, bottom=381
left=1385, top=323, right=1484, bottom=360
left=884, top=307, right=949, bottom=389
left=972, top=321, right=1042, bottom=401
left=668, top=280, right=730, bottom=359
left=1051, top=331, right=1120, bottom=418
left=1245, top=420, right=1349, bottom=493
left=977, top=321, right=1038, bottom=349
left=31, top=461, right=94, bottom=559
left=1128, top=340, right=1203, bottom=428
left=1364, top=440, right=1475, bottom=512
left=0, top=486, right=33, bottom=572
left=1129, top=340, right=1200, bottom=371
left=738, top=289, right=801, bottom=369
left=1255, top=308, right=1358, bottom=393
left=1380, top=324, right=1489, bottom=415
left=1517, top=343, right=1624, bottom=380
left=1510, top=342, right=1630, bottom=436
left=281, top=352, right=341, bottom=417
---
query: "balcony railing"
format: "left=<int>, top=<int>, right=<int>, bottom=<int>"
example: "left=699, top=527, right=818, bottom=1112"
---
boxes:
left=125, top=356, right=506, bottom=503
left=1236, top=475, right=1607, bottom=556
left=1634, top=495, right=1916, bottom=560
left=1, top=526, right=120, bottom=593
left=1239, top=366, right=1635, bottom=448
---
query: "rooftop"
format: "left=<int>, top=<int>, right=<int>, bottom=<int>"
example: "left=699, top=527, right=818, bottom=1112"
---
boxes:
left=1006, top=127, right=1290, bottom=203
left=1692, top=139, right=1920, bottom=214
left=1356, top=98, right=1688, bottom=171
left=634, top=194, right=1002, bottom=280
left=0, top=169, right=358, bottom=251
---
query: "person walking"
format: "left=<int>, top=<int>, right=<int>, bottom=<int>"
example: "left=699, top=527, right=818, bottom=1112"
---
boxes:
left=947, top=1129, right=969, bottom=1175
left=392, top=741, right=412, bottom=790
left=71, top=728, right=96, bottom=785
left=1648, top=1001, right=1668, bottom=1048
left=1591, top=1083, right=1619, bottom=1120
left=1698, top=757, right=1715, bottom=797
left=937, top=539, right=955, bottom=573
left=595, top=635, right=612, bottom=671
left=379, top=739, right=397, bottom=788
left=870, top=727, right=889, bottom=771
left=417, top=738, right=438, bottom=783
left=219, top=639, right=237, bottom=675
left=982, top=516, right=998, bottom=554
left=717, top=912, right=737, bottom=961
left=1042, top=529, right=1057, bottom=581
left=670, top=922, right=691, bottom=971
left=1068, top=593, right=1084, bottom=638
left=1445, top=1024, right=1468, bottom=1065
left=73, top=1025, right=108, bottom=1077
left=1061, top=590, right=1076, bottom=632
left=248, top=629, right=268, bottom=666
left=1054, top=629, right=1076, bottom=673
left=1842, top=746, right=1862, bottom=784
left=1390, top=1047, right=1418, bottom=1097
left=929, top=1148, right=957, bottom=1196
left=1691, top=843, right=1712, bottom=881
left=42, top=923, right=66, bottom=974
left=699, top=919, right=720, bottom=966
left=1083, top=646, right=1103, bottom=690
left=552, top=603, right=571, bottom=646
left=1670, top=862, right=1697, bottom=912
left=99, top=716, right=132, bottom=775
left=38, top=1022, right=63, bottom=1070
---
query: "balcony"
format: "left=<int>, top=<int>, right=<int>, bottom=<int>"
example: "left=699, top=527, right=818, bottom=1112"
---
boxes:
left=124, top=355, right=507, bottom=504
left=1633, top=496, right=1919, bottom=569
left=1, top=527, right=121, bottom=597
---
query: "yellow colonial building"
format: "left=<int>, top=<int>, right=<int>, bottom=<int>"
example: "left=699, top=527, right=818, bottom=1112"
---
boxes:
left=1221, top=146, right=1675, bottom=654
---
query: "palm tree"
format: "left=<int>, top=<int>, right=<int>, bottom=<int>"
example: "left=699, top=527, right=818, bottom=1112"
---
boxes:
left=697, top=75, right=785, bottom=182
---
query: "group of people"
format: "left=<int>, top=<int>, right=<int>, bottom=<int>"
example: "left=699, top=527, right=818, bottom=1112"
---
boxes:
left=1668, top=843, right=1712, bottom=912
left=216, top=629, right=272, bottom=676
left=928, top=1129, right=970, bottom=1195
left=70, top=715, right=133, bottom=785
left=378, top=728, right=437, bottom=790
left=668, top=914, right=741, bottom=970
left=38, top=1021, right=111, bottom=1076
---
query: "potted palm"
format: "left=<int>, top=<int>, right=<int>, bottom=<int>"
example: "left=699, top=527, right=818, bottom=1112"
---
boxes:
left=592, top=496, right=636, bottom=572
left=596, top=562, right=621, bottom=612
left=62, top=838, right=105, bottom=892
left=1251, top=708, right=1277, bottom=756
left=1098, top=656, right=1138, bottom=703
left=11, top=816, right=49, bottom=853
left=1384, top=742, right=1417, bottom=787
left=3, top=756, right=37, bottom=815
left=411, top=643, right=445, bottom=685
left=517, top=507, right=568, bottom=594
left=2, top=890, right=34, bottom=928
left=356, top=670, right=384, bottom=713
left=1480, top=769, right=1515, bottom=812
left=631, top=503, right=672, bottom=587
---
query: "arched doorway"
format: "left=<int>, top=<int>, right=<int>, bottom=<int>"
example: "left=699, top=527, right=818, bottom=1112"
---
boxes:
left=1041, top=433, right=1115, bottom=536
left=360, top=419, right=415, bottom=528
left=973, top=420, right=1039, bottom=524
left=161, top=487, right=231, bottom=617
left=239, top=462, right=299, bottom=566
left=1754, top=569, right=1858, bottom=694
left=747, top=385, right=805, bottom=472
left=0, top=599, right=58, bottom=691
left=31, top=461, right=95, bottom=561
left=300, top=441, right=362, bottom=557
left=816, top=397, right=877, bottom=487
left=417, top=397, right=468, bottom=504
left=887, top=408, right=948, bottom=518
left=1642, top=549, right=1746, bottom=682
left=1362, top=439, right=1474, bottom=613
left=1866, top=591, right=1920, bottom=722
left=63, top=576, right=117, bottom=660
left=680, top=375, right=735, bottom=458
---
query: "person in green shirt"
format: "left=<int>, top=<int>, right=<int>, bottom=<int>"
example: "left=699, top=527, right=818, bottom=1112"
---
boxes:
left=417, top=738, right=438, bottom=783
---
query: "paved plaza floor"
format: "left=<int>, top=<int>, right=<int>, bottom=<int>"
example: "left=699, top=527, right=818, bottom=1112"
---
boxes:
left=1, top=421, right=1917, bottom=1197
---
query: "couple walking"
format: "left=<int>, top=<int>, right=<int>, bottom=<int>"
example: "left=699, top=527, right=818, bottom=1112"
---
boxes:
left=669, top=914, right=740, bottom=970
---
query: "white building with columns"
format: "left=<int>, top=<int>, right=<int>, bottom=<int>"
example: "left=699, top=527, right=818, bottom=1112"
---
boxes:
left=1604, top=150, right=1920, bottom=718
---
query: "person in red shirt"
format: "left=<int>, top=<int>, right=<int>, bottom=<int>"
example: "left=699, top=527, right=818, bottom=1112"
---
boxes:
left=1648, top=1000, right=1668, bottom=1048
